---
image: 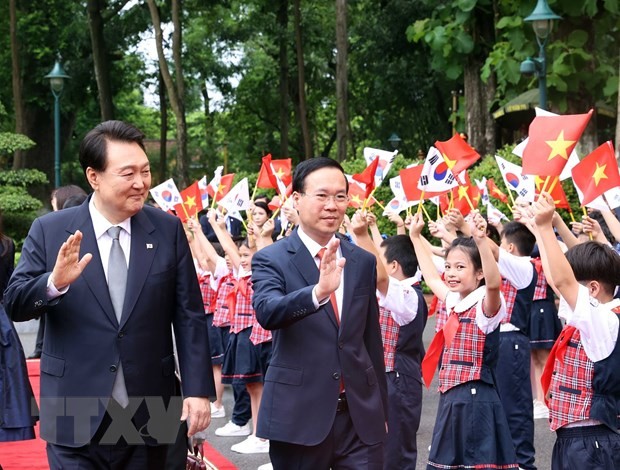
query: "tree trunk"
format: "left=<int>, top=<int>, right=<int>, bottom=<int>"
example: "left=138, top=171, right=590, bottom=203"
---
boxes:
left=158, top=68, right=167, bottom=182
left=10, top=0, right=26, bottom=169
left=335, top=0, right=348, bottom=162
left=201, top=83, right=216, bottom=170
left=463, top=56, right=495, bottom=156
left=87, top=0, right=115, bottom=121
left=293, top=0, right=312, bottom=160
left=146, top=0, right=189, bottom=186
left=277, top=0, right=289, bottom=158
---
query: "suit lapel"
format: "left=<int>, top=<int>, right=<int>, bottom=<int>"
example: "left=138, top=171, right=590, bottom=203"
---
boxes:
left=121, top=210, right=156, bottom=327
left=339, top=239, right=358, bottom=328
left=67, top=198, right=118, bottom=327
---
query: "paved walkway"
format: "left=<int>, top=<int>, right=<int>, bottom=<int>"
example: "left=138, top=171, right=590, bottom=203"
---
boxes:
left=17, top=315, right=555, bottom=470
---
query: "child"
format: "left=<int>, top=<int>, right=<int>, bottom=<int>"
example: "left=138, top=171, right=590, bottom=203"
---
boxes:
left=350, top=211, right=428, bottom=469
left=488, top=221, right=538, bottom=470
left=210, top=211, right=270, bottom=455
left=532, top=193, right=620, bottom=470
left=409, top=211, right=517, bottom=470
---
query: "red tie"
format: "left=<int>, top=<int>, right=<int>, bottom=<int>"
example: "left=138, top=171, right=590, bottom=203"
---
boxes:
left=421, top=310, right=459, bottom=388
left=316, top=247, right=340, bottom=325
left=540, top=325, right=576, bottom=406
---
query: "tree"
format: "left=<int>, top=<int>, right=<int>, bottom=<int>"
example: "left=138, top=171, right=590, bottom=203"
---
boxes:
left=335, top=0, right=348, bottom=162
left=293, top=0, right=312, bottom=160
left=147, top=0, right=190, bottom=186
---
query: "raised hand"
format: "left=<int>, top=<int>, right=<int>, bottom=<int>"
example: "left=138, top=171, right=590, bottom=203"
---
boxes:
left=350, top=210, right=369, bottom=237
left=468, top=210, right=487, bottom=241
left=315, top=238, right=346, bottom=301
left=408, top=212, right=425, bottom=236
left=50, top=230, right=93, bottom=290
left=532, top=192, right=555, bottom=227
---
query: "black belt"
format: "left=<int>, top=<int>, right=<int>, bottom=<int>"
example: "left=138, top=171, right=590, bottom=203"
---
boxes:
left=336, top=392, right=348, bottom=412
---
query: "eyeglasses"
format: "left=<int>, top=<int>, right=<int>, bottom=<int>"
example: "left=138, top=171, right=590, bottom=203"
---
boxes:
left=301, top=192, right=349, bottom=204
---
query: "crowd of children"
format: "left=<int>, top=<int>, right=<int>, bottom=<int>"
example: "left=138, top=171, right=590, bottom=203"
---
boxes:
left=180, top=187, right=620, bottom=470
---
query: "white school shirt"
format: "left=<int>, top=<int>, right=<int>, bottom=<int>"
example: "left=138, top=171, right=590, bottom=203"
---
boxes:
left=497, top=248, right=534, bottom=332
left=445, top=286, right=507, bottom=334
left=377, top=276, right=420, bottom=326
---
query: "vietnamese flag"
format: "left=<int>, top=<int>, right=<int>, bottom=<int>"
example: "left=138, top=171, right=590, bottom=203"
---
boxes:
left=257, top=154, right=293, bottom=189
left=399, top=165, right=425, bottom=202
left=214, top=173, right=235, bottom=202
left=571, top=141, right=620, bottom=207
left=534, top=176, right=570, bottom=209
left=434, top=133, right=480, bottom=181
left=175, top=181, right=202, bottom=222
left=487, top=178, right=509, bottom=203
left=450, top=172, right=481, bottom=217
left=352, top=157, right=380, bottom=199
left=348, top=181, right=376, bottom=209
left=522, top=110, right=593, bottom=176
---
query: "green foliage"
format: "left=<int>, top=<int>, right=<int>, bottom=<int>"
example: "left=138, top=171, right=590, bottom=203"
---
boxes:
left=0, top=183, right=45, bottom=248
left=0, top=168, right=47, bottom=186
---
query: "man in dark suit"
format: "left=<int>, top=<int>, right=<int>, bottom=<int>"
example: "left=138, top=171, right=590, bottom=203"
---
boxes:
left=251, top=157, right=388, bottom=469
left=5, top=121, right=215, bottom=469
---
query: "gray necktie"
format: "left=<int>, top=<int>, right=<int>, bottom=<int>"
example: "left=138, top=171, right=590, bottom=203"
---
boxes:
left=107, top=226, right=129, bottom=407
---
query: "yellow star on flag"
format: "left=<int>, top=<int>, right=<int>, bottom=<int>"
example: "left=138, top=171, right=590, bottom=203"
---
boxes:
left=184, top=196, right=196, bottom=209
left=457, top=185, right=469, bottom=200
left=443, top=154, right=456, bottom=169
left=350, top=194, right=361, bottom=206
left=275, top=168, right=285, bottom=179
left=592, top=162, right=608, bottom=186
left=217, top=183, right=225, bottom=195
left=546, top=130, right=575, bottom=161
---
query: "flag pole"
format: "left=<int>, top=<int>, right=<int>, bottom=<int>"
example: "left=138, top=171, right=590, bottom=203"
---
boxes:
left=420, top=203, right=432, bottom=221
left=547, top=176, right=559, bottom=195
left=567, top=206, right=576, bottom=223
left=416, top=191, right=425, bottom=214
left=374, top=199, right=385, bottom=210
left=582, top=206, right=593, bottom=240
left=362, top=188, right=377, bottom=211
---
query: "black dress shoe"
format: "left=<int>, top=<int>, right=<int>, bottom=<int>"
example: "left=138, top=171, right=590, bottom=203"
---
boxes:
left=27, top=352, right=41, bottom=359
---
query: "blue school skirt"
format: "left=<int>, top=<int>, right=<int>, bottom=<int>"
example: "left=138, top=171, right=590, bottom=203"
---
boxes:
left=427, top=380, right=518, bottom=470
left=552, top=424, right=620, bottom=470
left=530, top=299, right=562, bottom=350
left=221, top=328, right=264, bottom=385
left=206, top=313, right=226, bottom=365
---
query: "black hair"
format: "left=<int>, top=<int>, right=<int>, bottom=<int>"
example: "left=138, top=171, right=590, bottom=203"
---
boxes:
left=588, top=210, right=616, bottom=245
left=292, top=157, right=348, bottom=194
left=79, top=120, right=146, bottom=175
left=52, top=184, right=87, bottom=210
left=254, top=193, right=270, bottom=203
left=486, top=223, right=501, bottom=245
left=210, top=241, right=226, bottom=258
left=253, top=201, right=272, bottom=218
left=380, top=235, right=418, bottom=278
left=565, top=241, right=620, bottom=297
left=501, top=221, right=536, bottom=256
left=445, top=237, right=484, bottom=285
left=62, top=194, right=88, bottom=209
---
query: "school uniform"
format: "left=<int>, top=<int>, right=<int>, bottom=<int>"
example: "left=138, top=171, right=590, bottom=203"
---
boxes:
left=530, top=258, right=562, bottom=349
left=495, top=250, right=537, bottom=470
left=377, top=277, right=428, bottom=470
left=221, top=270, right=264, bottom=385
left=544, top=285, right=620, bottom=470
left=198, top=269, right=223, bottom=365
left=212, top=260, right=251, bottom=426
left=425, top=287, right=518, bottom=470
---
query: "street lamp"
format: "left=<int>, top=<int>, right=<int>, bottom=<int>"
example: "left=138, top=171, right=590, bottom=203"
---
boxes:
left=45, top=59, right=70, bottom=188
left=388, top=133, right=402, bottom=150
left=520, top=0, right=561, bottom=111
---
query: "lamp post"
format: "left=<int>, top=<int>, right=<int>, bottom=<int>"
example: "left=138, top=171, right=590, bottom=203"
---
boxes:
left=519, top=0, right=561, bottom=111
left=388, top=133, right=401, bottom=150
left=45, top=59, right=70, bottom=188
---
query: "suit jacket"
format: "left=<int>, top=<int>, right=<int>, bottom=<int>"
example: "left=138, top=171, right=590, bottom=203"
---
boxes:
left=251, top=229, right=388, bottom=446
left=4, top=197, right=215, bottom=446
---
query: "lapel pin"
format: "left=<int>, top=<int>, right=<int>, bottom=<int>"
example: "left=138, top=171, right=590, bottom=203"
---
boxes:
left=146, top=243, right=153, bottom=249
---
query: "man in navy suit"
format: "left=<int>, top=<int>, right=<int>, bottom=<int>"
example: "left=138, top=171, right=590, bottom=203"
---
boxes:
left=251, top=157, right=387, bottom=469
left=5, top=121, right=215, bottom=469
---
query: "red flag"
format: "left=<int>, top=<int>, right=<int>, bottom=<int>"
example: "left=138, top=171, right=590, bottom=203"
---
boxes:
left=450, top=173, right=480, bottom=217
left=434, top=133, right=480, bottom=179
left=399, top=165, right=425, bottom=202
left=571, top=141, right=620, bottom=206
left=176, top=181, right=202, bottom=222
left=522, top=110, right=593, bottom=176
left=257, top=154, right=293, bottom=189
left=348, top=182, right=376, bottom=209
left=487, top=178, right=509, bottom=203
left=212, top=174, right=234, bottom=202
left=534, top=176, right=570, bottom=209
left=352, top=157, right=379, bottom=198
